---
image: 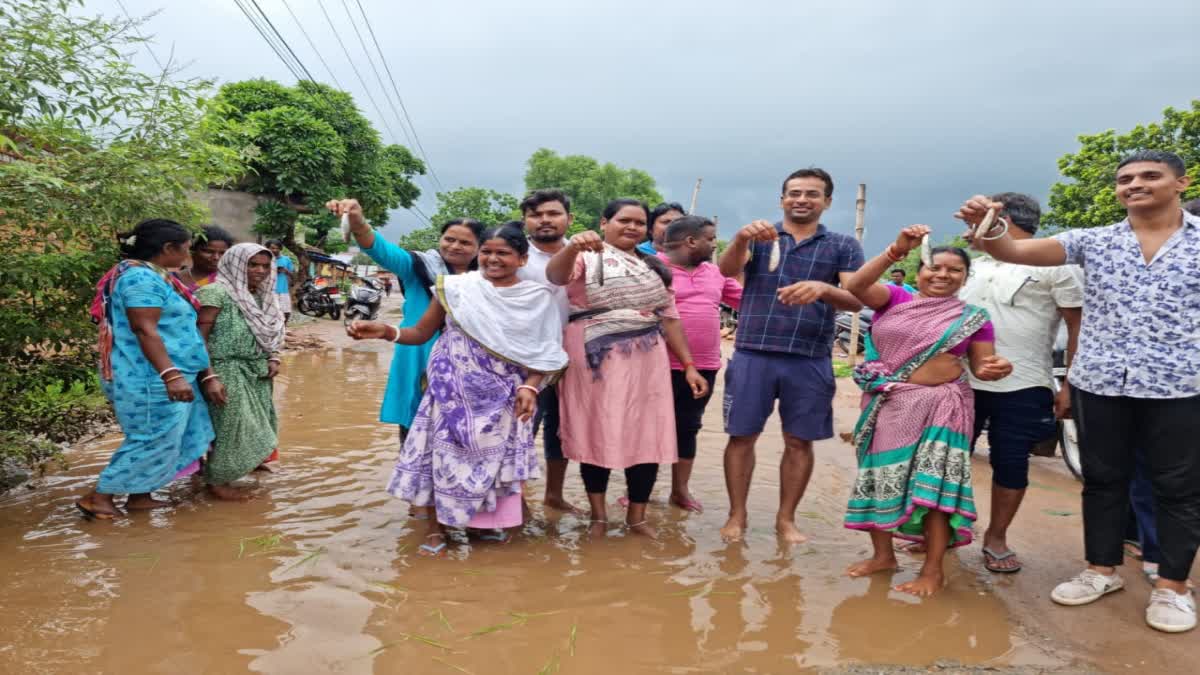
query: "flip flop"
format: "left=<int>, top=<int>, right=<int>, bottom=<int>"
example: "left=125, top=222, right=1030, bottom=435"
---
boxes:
left=478, top=530, right=510, bottom=543
left=670, top=496, right=704, bottom=513
left=75, top=501, right=115, bottom=521
left=983, top=546, right=1022, bottom=573
left=418, top=534, right=447, bottom=557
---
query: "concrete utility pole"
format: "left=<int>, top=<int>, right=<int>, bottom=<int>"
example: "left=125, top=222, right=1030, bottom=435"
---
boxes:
left=847, top=183, right=867, bottom=367
left=688, top=178, right=702, bottom=213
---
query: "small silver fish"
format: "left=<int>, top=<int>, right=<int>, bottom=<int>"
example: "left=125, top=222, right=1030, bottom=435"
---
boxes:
left=340, top=212, right=351, bottom=242
left=920, top=234, right=932, bottom=267
left=767, top=239, right=781, bottom=272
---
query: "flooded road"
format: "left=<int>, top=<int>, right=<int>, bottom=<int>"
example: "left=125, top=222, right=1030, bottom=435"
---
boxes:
left=0, top=303, right=1192, bottom=673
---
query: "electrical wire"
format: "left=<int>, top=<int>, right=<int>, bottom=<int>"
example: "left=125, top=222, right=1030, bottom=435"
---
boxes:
left=278, top=0, right=344, bottom=90
left=231, top=0, right=306, bottom=81
left=114, top=0, right=165, bottom=71
left=245, top=0, right=319, bottom=83
left=335, top=0, right=416, bottom=151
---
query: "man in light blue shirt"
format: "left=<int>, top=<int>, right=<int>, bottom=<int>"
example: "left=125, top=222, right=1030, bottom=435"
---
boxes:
left=958, top=149, right=1200, bottom=634
left=267, top=239, right=294, bottom=323
left=887, top=268, right=916, bottom=293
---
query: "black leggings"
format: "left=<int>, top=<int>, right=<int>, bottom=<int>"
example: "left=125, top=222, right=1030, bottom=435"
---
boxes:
left=580, top=463, right=659, bottom=503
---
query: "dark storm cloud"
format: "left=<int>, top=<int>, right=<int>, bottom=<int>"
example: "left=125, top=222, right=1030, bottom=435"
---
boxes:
left=105, top=0, right=1197, bottom=252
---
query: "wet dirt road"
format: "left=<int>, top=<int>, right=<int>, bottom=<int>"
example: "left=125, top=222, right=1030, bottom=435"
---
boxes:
left=1, top=294, right=1195, bottom=674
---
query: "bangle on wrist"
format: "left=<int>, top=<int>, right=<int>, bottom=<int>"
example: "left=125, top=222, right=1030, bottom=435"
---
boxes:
left=516, top=384, right=539, bottom=395
left=885, top=245, right=904, bottom=263
left=200, top=373, right=219, bottom=383
left=391, top=326, right=404, bottom=344
left=159, top=366, right=180, bottom=379
left=164, top=374, right=184, bottom=384
left=681, top=362, right=695, bottom=370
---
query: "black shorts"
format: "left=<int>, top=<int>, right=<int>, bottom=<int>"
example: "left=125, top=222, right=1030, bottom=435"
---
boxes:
left=672, top=369, right=718, bottom=460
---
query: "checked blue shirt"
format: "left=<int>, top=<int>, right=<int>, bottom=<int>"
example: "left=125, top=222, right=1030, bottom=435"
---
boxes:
left=734, top=222, right=865, bottom=357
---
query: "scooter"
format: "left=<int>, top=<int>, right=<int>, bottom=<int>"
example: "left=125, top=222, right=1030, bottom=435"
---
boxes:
left=834, top=308, right=875, bottom=356
left=344, top=277, right=383, bottom=326
left=296, top=280, right=342, bottom=320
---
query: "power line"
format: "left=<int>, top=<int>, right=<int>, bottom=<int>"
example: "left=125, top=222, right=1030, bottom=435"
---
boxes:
left=335, top=0, right=416, bottom=151
left=245, top=0, right=318, bottom=83
left=231, top=0, right=305, bottom=81
left=278, top=0, right=344, bottom=90
left=352, top=0, right=445, bottom=192
left=310, top=0, right=404, bottom=147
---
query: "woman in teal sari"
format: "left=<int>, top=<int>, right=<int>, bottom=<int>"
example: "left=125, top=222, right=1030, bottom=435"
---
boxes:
left=841, top=225, right=1012, bottom=597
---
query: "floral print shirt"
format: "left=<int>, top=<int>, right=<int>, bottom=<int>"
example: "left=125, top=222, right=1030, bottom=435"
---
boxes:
left=1054, top=209, right=1200, bottom=399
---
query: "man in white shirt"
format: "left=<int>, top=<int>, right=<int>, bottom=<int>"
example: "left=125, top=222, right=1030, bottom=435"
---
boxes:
left=960, top=192, right=1082, bottom=575
left=516, top=189, right=579, bottom=514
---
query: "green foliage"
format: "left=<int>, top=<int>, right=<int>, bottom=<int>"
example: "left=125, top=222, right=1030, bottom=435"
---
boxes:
left=0, top=371, right=110, bottom=444
left=0, top=0, right=242, bottom=449
left=206, top=78, right=424, bottom=256
left=398, top=187, right=521, bottom=251
left=524, top=148, right=665, bottom=235
left=1047, top=100, right=1200, bottom=228
left=350, top=251, right=374, bottom=266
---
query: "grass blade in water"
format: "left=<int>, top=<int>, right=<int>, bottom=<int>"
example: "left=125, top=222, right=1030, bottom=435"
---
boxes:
left=432, top=657, right=475, bottom=675
left=398, top=632, right=451, bottom=650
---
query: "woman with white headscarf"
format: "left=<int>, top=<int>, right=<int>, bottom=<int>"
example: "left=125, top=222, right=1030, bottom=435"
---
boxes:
left=195, top=243, right=286, bottom=499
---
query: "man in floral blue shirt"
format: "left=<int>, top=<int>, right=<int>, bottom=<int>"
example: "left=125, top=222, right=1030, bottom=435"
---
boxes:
left=957, top=150, right=1199, bottom=633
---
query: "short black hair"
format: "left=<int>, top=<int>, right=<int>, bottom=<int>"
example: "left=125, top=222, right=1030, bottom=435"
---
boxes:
left=920, top=246, right=971, bottom=273
left=1116, top=150, right=1187, bottom=177
left=117, top=219, right=192, bottom=261
left=664, top=215, right=715, bottom=244
left=481, top=222, right=529, bottom=256
left=601, top=198, right=648, bottom=221
left=991, top=192, right=1041, bottom=235
left=195, top=224, right=234, bottom=249
left=520, top=188, right=571, bottom=215
left=264, top=239, right=283, bottom=248
left=1184, top=198, right=1200, bottom=217
left=649, top=202, right=686, bottom=226
left=782, top=168, right=834, bottom=198
left=889, top=268, right=906, bottom=275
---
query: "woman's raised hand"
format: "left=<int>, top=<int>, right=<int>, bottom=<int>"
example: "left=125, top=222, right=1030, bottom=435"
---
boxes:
left=893, top=224, right=931, bottom=256
left=515, top=388, right=537, bottom=422
left=325, top=198, right=366, bottom=229
left=569, top=230, right=604, bottom=253
left=346, top=320, right=390, bottom=341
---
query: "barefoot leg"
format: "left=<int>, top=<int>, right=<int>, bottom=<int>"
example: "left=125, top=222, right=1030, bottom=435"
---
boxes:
left=76, top=490, right=121, bottom=519
left=776, top=434, right=815, bottom=544
left=543, top=458, right=583, bottom=514
left=418, top=514, right=447, bottom=557
left=722, top=435, right=757, bottom=541
left=625, top=502, right=658, bottom=539
left=586, top=492, right=608, bottom=537
left=124, top=492, right=172, bottom=510
left=895, top=511, right=950, bottom=597
left=847, top=530, right=900, bottom=577
left=208, top=483, right=254, bottom=501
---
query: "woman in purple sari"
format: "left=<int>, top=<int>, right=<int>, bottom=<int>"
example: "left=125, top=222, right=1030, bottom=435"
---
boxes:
left=347, top=225, right=568, bottom=556
left=842, top=225, right=1012, bottom=597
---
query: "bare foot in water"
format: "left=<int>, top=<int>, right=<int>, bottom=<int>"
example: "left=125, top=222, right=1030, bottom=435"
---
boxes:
left=894, top=571, right=944, bottom=597
left=208, top=484, right=254, bottom=501
left=846, top=555, right=899, bottom=578
left=587, top=520, right=609, bottom=537
left=543, top=495, right=585, bottom=515
left=626, top=520, right=658, bottom=539
left=720, top=516, right=747, bottom=542
left=124, top=493, right=172, bottom=510
left=776, top=518, right=809, bottom=544
left=76, top=493, right=120, bottom=520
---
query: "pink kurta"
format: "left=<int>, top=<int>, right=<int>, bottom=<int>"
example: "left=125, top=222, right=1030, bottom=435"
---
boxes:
left=558, top=253, right=679, bottom=469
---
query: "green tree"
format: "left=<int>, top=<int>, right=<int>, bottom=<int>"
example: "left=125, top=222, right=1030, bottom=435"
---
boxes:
left=0, top=0, right=243, bottom=455
left=1047, top=100, right=1200, bottom=229
left=396, top=187, right=520, bottom=250
left=205, top=79, right=424, bottom=275
left=524, top=148, right=665, bottom=235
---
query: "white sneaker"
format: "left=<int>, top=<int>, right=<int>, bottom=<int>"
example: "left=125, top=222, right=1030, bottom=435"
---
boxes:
left=1146, top=588, right=1197, bottom=633
left=1051, top=568, right=1125, bottom=606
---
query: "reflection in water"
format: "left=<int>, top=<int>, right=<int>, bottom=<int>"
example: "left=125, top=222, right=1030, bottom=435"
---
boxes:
left=0, top=344, right=1061, bottom=673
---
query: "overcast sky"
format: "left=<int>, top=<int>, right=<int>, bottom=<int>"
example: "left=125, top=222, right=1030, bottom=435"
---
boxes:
left=95, top=0, right=1197, bottom=253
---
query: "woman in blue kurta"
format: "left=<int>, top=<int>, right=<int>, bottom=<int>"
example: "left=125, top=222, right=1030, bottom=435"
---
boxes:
left=77, top=219, right=228, bottom=519
left=327, top=198, right=483, bottom=434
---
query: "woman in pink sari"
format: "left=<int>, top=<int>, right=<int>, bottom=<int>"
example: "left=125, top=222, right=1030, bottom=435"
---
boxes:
left=842, top=225, right=1012, bottom=597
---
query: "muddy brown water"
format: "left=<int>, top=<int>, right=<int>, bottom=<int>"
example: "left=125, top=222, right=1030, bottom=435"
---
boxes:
left=0, top=340, right=1081, bottom=674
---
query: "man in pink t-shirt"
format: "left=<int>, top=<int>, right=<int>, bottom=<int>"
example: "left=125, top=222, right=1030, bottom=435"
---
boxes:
left=660, top=215, right=743, bottom=512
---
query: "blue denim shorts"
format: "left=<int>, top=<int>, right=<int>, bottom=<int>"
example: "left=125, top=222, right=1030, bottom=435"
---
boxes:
left=723, top=349, right=835, bottom=440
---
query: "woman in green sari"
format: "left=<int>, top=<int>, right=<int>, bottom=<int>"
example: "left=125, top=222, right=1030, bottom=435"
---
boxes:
left=196, top=243, right=285, bottom=499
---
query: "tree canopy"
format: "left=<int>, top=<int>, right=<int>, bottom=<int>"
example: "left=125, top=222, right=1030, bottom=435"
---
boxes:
left=205, top=78, right=425, bottom=261
left=1047, top=100, right=1200, bottom=228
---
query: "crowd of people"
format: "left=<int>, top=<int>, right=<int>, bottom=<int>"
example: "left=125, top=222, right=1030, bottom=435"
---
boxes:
left=74, top=149, right=1198, bottom=634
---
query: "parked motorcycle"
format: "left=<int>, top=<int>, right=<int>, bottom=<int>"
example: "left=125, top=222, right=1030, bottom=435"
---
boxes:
left=296, top=280, right=342, bottom=320
left=834, top=308, right=875, bottom=356
left=343, top=277, right=383, bottom=326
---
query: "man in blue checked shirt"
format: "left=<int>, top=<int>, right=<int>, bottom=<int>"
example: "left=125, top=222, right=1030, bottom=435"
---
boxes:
left=716, top=167, right=865, bottom=545
left=960, top=149, right=1200, bottom=634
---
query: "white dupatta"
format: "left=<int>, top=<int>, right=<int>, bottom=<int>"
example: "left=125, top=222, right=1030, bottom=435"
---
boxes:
left=437, top=271, right=568, bottom=374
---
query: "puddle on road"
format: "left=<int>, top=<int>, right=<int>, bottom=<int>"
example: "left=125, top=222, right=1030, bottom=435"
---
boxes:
left=0, top=346, right=1062, bottom=673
